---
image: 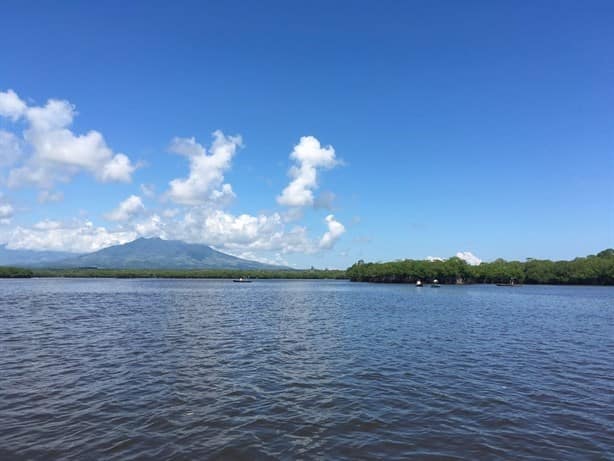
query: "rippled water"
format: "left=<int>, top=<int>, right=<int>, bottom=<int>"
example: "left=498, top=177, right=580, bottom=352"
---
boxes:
left=1, top=279, right=613, bottom=460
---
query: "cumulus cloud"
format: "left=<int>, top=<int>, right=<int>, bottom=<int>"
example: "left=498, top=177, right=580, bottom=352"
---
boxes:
left=0, top=89, right=27, bottom=121
left=134, top=213, right=165, bottom=238
left=0, top=89, right=137, bottom=188
left=177, top=208, right=297, bottom=251
left=166, top=130, right=242, bottom=206
left=456, top=251, right=482, bottom=266
left=105, top=195, right=145, bottom=221
left=277, top=136, right=338, bottom=208
left=32, top=219, right=63, bottom=230
left=225, top=250, right=289, bottom=267
left=319, top=214, right=345, bottom=249
left=0, top=122, right=347, bottom=261
left=5, top=219, right=136, bottom=253
left=2, top=202, right=347, bottom=257
left=0, top=193, right=14, bottom=224
left=128, top=207, right=343, bottom=256
left=0, top=130, right=23, bottom=167
left=0, top=203, right=14, bottom=220
left=425, top=252, right=482, bottom=265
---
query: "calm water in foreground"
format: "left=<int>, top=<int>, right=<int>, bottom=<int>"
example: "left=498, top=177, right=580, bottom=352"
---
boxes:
left=0, top=279, right=612, bottom=460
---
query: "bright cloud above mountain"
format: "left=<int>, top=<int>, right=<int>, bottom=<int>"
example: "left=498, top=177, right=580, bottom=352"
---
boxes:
left=166, top=130, right=242, bottom=206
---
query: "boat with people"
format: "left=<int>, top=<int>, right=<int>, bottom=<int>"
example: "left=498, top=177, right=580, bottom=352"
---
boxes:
left=431, top=279, right=440, bottom=288
left=416, top=280, right=423, bottom=287
left=233, top=277, right=252, bottom=283
left=496, top=278, right=518, bottom=287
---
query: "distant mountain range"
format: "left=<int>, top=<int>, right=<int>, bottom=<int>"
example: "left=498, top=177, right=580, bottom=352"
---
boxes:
left=0, top=237, right=284, bottom=270
left=0, top=245, right=74, bottom=267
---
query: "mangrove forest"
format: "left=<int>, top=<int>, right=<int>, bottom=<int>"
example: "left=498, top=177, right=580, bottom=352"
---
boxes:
left=346, top=249, right=614, bottom=285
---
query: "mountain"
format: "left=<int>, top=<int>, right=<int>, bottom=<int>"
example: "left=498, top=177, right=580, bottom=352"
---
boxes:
left=0, top=245, right=76, bottom=267
left=47, top=237, right=284, bottom=270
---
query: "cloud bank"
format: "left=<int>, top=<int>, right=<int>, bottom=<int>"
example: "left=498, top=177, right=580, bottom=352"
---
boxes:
left=0, top=88, right=347, bottom=261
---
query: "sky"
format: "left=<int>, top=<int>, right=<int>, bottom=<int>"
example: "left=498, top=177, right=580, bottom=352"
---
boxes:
left=0, top=0, right=612, bottom=268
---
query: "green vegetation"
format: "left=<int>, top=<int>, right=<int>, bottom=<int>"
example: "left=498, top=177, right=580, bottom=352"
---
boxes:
left=3, top=249, right=613, bottom=285
left=346, top=249, right=614, bottom=285
left=0, top=266, right=33, bottom=278
left=26, top=268, right=347, bottom=280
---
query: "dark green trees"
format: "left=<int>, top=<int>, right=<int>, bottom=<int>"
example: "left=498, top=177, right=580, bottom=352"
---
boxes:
left=346, top=249, right=614, bottom=285
left=0, top=267, right=33, bottom=278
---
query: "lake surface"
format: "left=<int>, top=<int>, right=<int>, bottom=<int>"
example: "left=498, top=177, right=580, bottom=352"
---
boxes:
left=1, top=279, right=612, bottom=460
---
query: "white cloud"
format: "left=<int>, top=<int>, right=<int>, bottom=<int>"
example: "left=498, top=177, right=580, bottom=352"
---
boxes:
left=98, top=153, right=134, bottom=183
left=38, top=190, right=64, bottom=203
left=277, top=136, right=338, bottom=207
left=166, top=130, right=242, bottom=206
left=0, top=122, right=348, bottom=261
left=177, top=208, right=296, bottom=251
left=32, top=219, right=62, bottom=230
left=225, top=250, right=289, bottom=267
left=0, top=89, right=137, bottom=188
left=162, top=208, right=179, bottom=218
left=0, top=130, right=23, bottom=167
left=105, top=195, right=145, bottom=221
left=319, top=214, right=345, bottom=249
left=0, top=89, right=27, bottom=121
left=0, top=203, right=14, bottom=220
left=5, top=219, right=136, bottom=253
left=424, top=252, right=482, bottom=265
left=1, top=203, right=348, bottom=257
left=0, top=193, right=14, bottom=224
left=456, top=251, right=482, bottom=266
left=126, top=207, right=339, bottom=256
left=134, top=213, right=165, bottom=238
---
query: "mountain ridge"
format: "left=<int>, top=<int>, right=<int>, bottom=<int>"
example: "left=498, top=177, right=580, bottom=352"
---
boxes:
left=1, top=237, right=287, bottom=270
left=0, top=245, right=75, bottom=267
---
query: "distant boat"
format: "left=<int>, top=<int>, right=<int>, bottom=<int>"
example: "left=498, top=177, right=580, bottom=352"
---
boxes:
left=496, top=278, right=518, bottom=287
left=416, top=280, right=423, bottom=287
left=233, top=277, right=252, bottom=283
left=431, top=279, right=441, bottom=288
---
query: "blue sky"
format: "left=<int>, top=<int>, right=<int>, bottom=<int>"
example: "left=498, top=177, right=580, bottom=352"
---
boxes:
left=0, top=0, right=612, bottom=268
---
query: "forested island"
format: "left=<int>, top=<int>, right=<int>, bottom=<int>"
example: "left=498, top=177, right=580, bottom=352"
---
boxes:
left=347, top=249, right=614, bottom=285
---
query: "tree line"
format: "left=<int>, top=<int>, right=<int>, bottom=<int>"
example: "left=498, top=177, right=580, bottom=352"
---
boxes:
left=0, top=267, right=347, bottom=279
left=1, top=250, right=613, bottom=284
left=0, top=266, right=34, bottom=278
left=346, top=249, right=614, bottom=285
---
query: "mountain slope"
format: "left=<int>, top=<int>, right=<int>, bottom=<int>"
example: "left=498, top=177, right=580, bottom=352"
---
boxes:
left=49, top=237, right=284, bottom=270
left=0, top=245, right=76, bottom=267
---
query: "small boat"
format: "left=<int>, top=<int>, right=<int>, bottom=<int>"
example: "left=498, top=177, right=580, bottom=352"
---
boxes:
left=496, top=278, right=517, bottom=287
left=416, top=280, right=423, bottom=287
left=233, top=277, right=252, bottom=283
left=431, top=279, right=441, bottom=288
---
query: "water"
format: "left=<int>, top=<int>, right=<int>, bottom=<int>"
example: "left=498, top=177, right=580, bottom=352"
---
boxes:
left=1, top=279, right=612, bottom=460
